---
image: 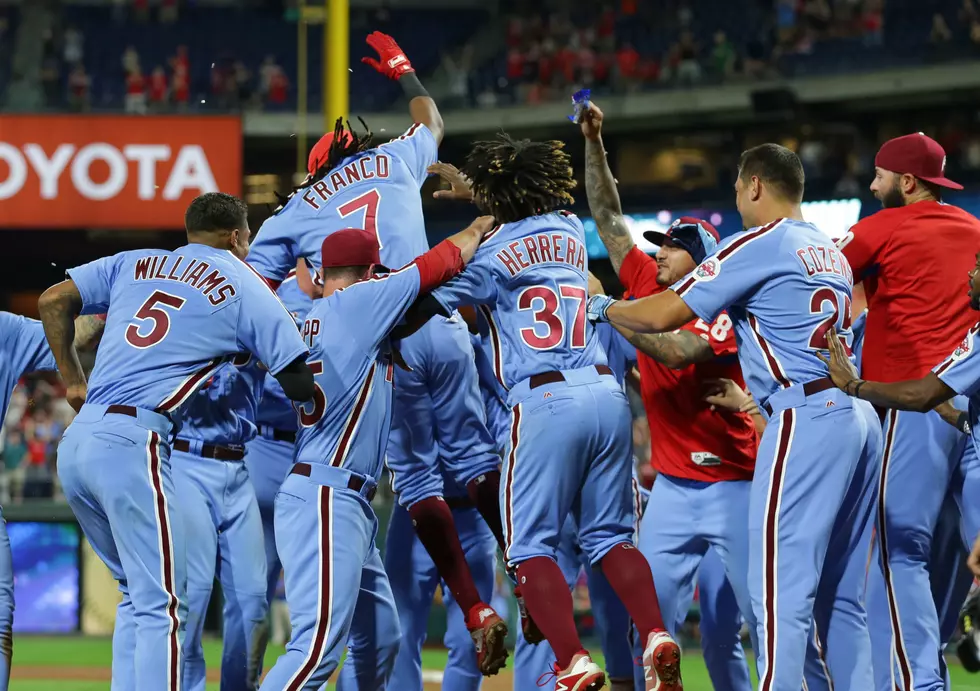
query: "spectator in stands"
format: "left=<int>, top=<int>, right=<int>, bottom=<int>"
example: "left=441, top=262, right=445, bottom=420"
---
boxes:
left=442, top=46, right=472, bottom=110
left=122, top=45, right=139, bottom=78
left=40, top=52, right=61, bottom=109
left=674, top=30, right=702, bottom=84
left=149, top=65, right=168, bottom=111
left=160, top=0, right=178, bottom=24
left=476, top=86, right=499, bottom=109
left=234, top=61, right=253, bottom=110
left=960, top=0, right=978, bottom=26
left=777, top=0, right=798, bottom=45
left=170, top=46, right=191, bottom=111
left=67, top=63, right=91, bottom=112
left=63, top=25, right=84, bottom=67
left=615, top=42, right=640, bottom=91
left=711, top=30, right=736, bottom=79
left=125, top=64, right=147, bottom=115
left=862, top=0, right=884, bottom=46
left=1, top=429, right=27, bottom=505
left=971, top=18, right=980, bottom=50
left=804, top=0, right=833, bottom=37
left=931, top=12, right=953, bottom=44
left=260, top=55, right=287, bottom=109
left=134, top=0, right=149, bottom=23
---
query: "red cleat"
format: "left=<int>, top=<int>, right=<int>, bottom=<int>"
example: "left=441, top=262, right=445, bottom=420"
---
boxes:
left=465, top=602, right=509, bottom=676
left=642, top=630, right=683, bottom=690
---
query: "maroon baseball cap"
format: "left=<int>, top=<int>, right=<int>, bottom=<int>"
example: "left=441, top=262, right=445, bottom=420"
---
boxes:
left=643, top=217, right=720, bottom=264
left=320, top=228, right=386, bottom=271
left=874, top=133, right=963, bottom=190
left=307, top=131, right=355, bottom=175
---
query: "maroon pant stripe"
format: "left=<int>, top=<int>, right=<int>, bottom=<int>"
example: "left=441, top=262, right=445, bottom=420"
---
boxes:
left=148, top=431, right=180, bottom=691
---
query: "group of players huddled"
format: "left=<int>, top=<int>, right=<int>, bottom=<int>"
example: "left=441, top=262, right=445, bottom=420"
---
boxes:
left=0, top=30, right=977, bottom=691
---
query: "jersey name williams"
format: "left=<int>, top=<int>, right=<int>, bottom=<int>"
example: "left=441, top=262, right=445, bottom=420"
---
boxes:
left=134, top=255, right=237, bottom=306
left=300, top=153, right=392, bottom=210
left=496, top=232, right=587, bottom=278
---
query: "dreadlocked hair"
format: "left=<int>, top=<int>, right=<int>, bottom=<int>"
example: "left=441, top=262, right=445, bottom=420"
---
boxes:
left=462, top=133, right=576, bottom=223
left=273, top=116, right=374, bottom=209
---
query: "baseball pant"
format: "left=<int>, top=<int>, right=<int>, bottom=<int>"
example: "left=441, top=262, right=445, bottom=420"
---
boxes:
left=384, top=500, right=496, bottom=691
left=259, top=463, right=399, bottom=691
left=388, top=315, right=499, bottom=507
left=867, top=401, right=971, bottom=691
left=638, top=472, right=754, bottom=691
left=172, top=446, right=268, bottom=691
left=245, top=433, right=296, bottom=603
left=502, top=367, right=635, bottom=569
left=58, top=404, right=185, bottom=691
left=751, top=389, right=880, bottom=691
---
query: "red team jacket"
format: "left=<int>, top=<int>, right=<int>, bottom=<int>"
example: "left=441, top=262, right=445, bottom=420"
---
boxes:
left=841, top=200, right=980, bottom=381
left=619, top=246, right=758, bottom=483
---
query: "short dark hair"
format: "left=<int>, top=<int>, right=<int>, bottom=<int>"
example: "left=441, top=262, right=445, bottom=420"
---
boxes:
left=738, top=144, right=805, bottom=203
left=322, top=265, right=369, bottom=282
left=462, top=133, right=576, bottom=223
left=185, top=192, right=249, bottom=233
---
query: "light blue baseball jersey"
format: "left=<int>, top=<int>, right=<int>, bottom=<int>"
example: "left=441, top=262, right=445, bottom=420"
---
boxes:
left=247, top=124, right=438, bottom=282
left=67, top=244, right=308, bottom=416
left=595, top=322, right=635, bottom=388
left=254, top=270, right=315, bottom=432
left=432, top=212, right=607, bottom=388
left=472, top=305, right=507, bottom=403
left=294, top=265, right=429, bottom=482
left=933, top=321, right=980, bottom=452
left=177, top=357, right=264, bottom=446
left=0, top=312, right=57, bottom=418
left=852, top=309, right=868, bottom=375
left=673, top=218, right=855, bottom=407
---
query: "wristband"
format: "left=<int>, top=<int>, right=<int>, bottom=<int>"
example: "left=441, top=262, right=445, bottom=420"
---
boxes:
left=399, top=72, right=430, bottom=100
left=586, top=294, right=615, bottom=323
left=852, top=380, right=865, bottom=398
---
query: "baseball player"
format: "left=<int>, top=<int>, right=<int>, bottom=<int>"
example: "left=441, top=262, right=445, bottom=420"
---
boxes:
left=257, top=216, right=498, bottom=690
left=589, top=143, right=882, bottom=690
left=835, top=133, right=980, bottom=691
left=246, top=32, right=509, bottom=665
left=172, top=356, right=268, bottom=691
left=0, top=312, right=102, bottom=690
left=423, top=134, right=681, bottom=691
left=38, top=192, right=313, bottom=691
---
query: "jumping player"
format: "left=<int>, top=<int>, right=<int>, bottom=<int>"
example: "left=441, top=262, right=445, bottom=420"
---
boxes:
left=836, top=133, right=980, bottom=691
left=424, top=134, right=682, bottom=691
left=589, top=144, right=882, bottom=690
left=38, top=192, right=313, bottom=691
left=258, top=215, right=498, bottom=690
left=246, top=32, right=508, bottom=667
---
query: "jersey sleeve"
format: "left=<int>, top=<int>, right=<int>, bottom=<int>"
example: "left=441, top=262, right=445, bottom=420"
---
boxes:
left=65, top=254, right=123, bottom=313
left=377, top=123, right=439, bottom=187
left=671, top=232, right=768, bottom=323
left=679, top=311, right=737, bottom=357
left=838, top=214, right=888, bottom=283
left=933, top=324, right=980, bottom=397
left=430, top=242, right=498, bottom=311
left=0, top=313, right=57, bottom=373
left=236, top=266, right=310, bottom=375
left=339, top=265, right=425, bottom=353
left=246, top=214, right=299, bottom=284
left=618, top=245, right=661, bottom=298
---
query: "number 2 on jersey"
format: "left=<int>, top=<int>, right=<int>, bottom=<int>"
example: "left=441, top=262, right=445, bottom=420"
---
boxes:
left=338, top=189, right=382, bottom=249
left=808, top=287, right=853, bottom=355
left=518, top=284, right=587, bottom=350
left=125, top=290, right=186, bottom=349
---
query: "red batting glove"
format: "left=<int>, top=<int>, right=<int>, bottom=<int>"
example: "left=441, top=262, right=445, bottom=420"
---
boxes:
left=361, top=31, right=415, bottom=80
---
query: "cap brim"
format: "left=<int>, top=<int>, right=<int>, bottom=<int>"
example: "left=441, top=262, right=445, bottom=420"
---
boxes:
left=919, top=175, right=964, bottom=190
left=642, top=231, right=667, bottom=246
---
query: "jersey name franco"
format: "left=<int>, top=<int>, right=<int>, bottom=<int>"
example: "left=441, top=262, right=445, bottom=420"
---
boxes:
left=299, top=153, right=392, bottom=210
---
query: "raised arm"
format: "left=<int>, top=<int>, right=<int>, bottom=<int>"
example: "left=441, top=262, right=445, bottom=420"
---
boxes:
left=362, top=32, right=444, bottom=144
left=581, top=103, right=633, bottom=274
left=37, top=280, right=87, bottom=411
left=589, top=290, right=696, bottom=334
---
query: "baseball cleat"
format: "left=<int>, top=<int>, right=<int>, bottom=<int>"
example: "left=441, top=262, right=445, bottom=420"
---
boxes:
left=465, top=602, right=509, bottom=676
left=539, top=651, right=605, bottom=690
left=642, top=630, right=682, bottom=690
left=514, top=584, right=546, bottom=644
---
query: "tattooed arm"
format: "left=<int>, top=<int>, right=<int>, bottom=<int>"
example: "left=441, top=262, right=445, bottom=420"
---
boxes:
left=614, top=323, right=714, bottom=370
left=581, top=103, right=634, bottom=275
left=73, top=314, right=105, bottom=352
left=38, top=280, right=87, bottom=411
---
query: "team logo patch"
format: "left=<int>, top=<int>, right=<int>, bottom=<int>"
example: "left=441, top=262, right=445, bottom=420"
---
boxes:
left=825, top=400, right=836, bottom=408
left=543, top=392, right=553, bottom=399
left=952, top=334, right=974, bottom=361
left=694, top=258, right=720, bottom=281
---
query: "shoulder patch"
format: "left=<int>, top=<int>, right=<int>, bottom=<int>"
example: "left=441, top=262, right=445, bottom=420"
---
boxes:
left=694, top=257, right=721, bottom=281
left=952, top=333, right=974, bottom=362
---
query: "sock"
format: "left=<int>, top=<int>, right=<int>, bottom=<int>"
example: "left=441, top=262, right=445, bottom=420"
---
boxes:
left=516, top=556, right=584, bottom=669
left=599, top=543, right=666, bottom=638
left=408, top=497, right=482, bottom=613
left=466, top=471, right=507, bottom=552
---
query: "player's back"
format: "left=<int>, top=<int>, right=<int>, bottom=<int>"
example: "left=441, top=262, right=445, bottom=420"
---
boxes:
left=179, top=358, right=263, bottom=446
left=79, top=245, right=270, bottom=415
left=678, top=218, right=855, bottom=406
left=842, top=201, right=980, bottom=381
left=468, top=212, right=607, bottom=388
left=248, top=125, right=438, bottom=282
left=0, top=312, right=57, bottom=416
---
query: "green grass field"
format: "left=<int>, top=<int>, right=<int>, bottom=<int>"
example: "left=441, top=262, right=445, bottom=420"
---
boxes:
left=7, top=635, right=979, bottom=690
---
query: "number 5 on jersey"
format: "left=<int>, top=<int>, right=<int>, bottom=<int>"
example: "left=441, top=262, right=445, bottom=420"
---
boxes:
left=518, top=284, right=587, bottom=350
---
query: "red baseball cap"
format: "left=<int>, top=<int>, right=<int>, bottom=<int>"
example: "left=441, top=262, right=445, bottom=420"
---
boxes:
left=320, top=228, right=385, bottom=271
left=874, top=133, right=963, bottom=190
left=643, top=216, right=720, bottom=264
left=307, top=131, right=355, bottom=175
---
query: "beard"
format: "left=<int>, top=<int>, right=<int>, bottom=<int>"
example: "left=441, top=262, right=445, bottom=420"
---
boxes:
left=880, top=185, right=906, bottom=209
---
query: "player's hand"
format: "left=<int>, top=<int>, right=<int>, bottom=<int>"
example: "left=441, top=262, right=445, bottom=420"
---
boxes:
left=467, top=215, right=497, bottom=238
left=428, top=162, right=474, bottom=202
left=587, top=271, right=606, bottom=297
left=703, top=378, right=754, bottom=413
left=66, top=383, right=87, bottom=413
left=587, top=294, right=615, bottom=323
left=579, top=102, right=604, bottom=141
left=969, top=531, right=980, bottom=578
left=816, top=327, right=861, bottom=393
left=361, top=31, right=414, bottom=80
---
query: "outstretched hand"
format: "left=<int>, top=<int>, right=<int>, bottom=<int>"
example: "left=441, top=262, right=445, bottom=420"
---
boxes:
left=579, top=102, right=604, bottom=141
left=703, top=378, right=752, bottom=413
left=361, top=31, right=414, bottom=81
left=428, top=162, right=474, bottom=201
left=816, top=327, right=860, bottom=392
